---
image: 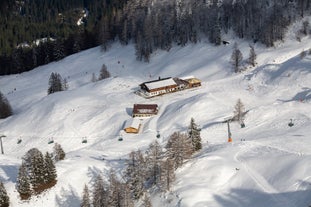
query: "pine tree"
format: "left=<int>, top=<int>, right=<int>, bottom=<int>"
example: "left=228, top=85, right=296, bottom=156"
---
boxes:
left=188, top=118, right=202, bottom=151
left=230, top=42, right=243, bottom=73
left=47, top=72, right=64, bottom=94
left=98, top=64, right=111, bottom=80
left=53, top=143, right=65, bottom=161
left=16, top=162, right=31, bottom=200
left=0, top=91, right=13, bottom=119
left=44, top=152, right=57, bottom=184
left=53, top=40, right=65, bottom=61
left=166, top=132, right=193, bottom=169
left=0, top=181, right=10, bottom=207
left=248, top=44, right=256, bottom=67
left=92, top=175, right=108, bottom=207
left=62, top=78, right=69, bottom=91
left=81, top=184, right=91, bottom=207
left=29, top=149, right=46, bottom=192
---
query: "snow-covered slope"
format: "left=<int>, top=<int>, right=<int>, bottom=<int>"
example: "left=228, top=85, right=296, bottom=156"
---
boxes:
left=0, top=32, right=311, bottom=206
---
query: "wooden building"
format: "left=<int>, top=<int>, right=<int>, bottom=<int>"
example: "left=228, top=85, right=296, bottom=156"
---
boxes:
left=180, top=76, right=202, bottom=88
left=124, top=118, right=142, bottom=133
left=139, top=77, right=178, bottom=97
left=132, top=104, right=158, bottom=117
left=138, top=76, right=201, bottom=98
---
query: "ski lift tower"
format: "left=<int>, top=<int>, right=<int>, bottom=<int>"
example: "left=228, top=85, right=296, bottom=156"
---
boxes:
left=227, top=120, right=232, bottom=143
left=0, top=135, right=6, bottom=154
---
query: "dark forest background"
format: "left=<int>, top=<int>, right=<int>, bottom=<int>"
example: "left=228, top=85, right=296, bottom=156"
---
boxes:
left=0, top=0, right=310, bottom=75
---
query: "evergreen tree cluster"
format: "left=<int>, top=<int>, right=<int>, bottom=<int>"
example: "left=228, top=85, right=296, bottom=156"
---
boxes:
left=0, top=91, right=13, bottom=119
left=0, top=0, right=128, bottom=75
left=16, top=148, right=57, bottom=200
left=47, top=72, right=68, bottom=95
left=102, top=0, right=311, bottom=62
left=1, top=0, right=310, bottom=74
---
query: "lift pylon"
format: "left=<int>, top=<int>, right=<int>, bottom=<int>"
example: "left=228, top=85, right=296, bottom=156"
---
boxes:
left=227, top=121, right=232, bottom=142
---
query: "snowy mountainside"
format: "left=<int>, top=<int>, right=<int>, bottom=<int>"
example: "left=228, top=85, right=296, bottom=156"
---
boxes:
left=0, top=33, right=311, bottom=206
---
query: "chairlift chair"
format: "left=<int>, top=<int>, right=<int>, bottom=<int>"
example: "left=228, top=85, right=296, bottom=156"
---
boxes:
left=48, top=138, right=54, bottom=144
left=288, top=119, right=294, bottom=127
left=118, top=135, right=123, bottom=141
left=156, top=131, right=160, bottom=138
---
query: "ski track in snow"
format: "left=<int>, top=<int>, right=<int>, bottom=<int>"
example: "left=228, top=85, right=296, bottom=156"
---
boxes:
left=234, top=142, right=298, bottom=207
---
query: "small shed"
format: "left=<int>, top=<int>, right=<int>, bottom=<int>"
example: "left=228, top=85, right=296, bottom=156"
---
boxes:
left=132, top=104, right=158, bottom=117
left=124, top=118, right=142, bottom=133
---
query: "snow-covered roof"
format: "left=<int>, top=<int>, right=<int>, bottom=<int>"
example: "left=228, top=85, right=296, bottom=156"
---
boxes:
left=124, top=118, right=141, bottom=129
left=179, top=76, right=195, bottom=80
left=179, top=76, right=201, bottom=84
left=133, top=104, right=158, bottom=114
left=144, top=78, right=177, bottom=90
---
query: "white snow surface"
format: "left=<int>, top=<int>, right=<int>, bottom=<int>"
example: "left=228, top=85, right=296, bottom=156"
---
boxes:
left=0, top=28, right=311, bottom=206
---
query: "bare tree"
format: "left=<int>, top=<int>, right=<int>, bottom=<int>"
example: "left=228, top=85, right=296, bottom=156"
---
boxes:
left=160, top=158, right=175, bottom=192
left=53, top=143, right=65, bottom=161
left=233, top=98, right=245, bottom=124
left=145, top=141, right=163, bottom=186
left=166, top=132, right=193, bottom=169
left=230, top=42, right=243, bottom=73
left=81, top=184, right=91, bottom=207
left=92, top=175, right=108, bottom=207
left=108, top=171, right=133, bottom=207
left=124, top=150, right=146, bottom=200
left=141, top=193, right=152, bottom=207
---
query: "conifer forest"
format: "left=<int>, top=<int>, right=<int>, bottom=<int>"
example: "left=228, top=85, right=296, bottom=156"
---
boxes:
left=0, top=0, right=310, bottom=75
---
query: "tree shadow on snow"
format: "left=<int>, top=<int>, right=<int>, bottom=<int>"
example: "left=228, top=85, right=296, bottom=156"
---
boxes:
left=55, top=185, right=80, bottom=207
left=0, top=164, right=18, bottom=182
left=277, top=87, right=311, bottom=103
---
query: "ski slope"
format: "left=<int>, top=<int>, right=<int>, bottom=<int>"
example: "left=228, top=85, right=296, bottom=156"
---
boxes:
left=0, top=26, right=311, bottom=206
